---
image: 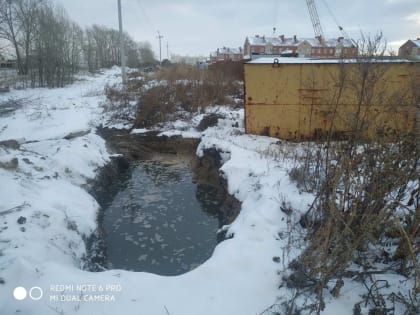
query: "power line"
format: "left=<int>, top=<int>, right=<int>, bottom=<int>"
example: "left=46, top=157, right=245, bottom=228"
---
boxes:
left=320, top=0, right=351, bottom=39
left=133, top=0, right=167, bottom=59
left=320, top=0, right=341, bottom=31
left=134, top=0, right=157, bottom=34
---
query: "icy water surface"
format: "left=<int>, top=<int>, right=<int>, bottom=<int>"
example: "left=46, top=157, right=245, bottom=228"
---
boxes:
left=103, top=155, right=219, bottom=275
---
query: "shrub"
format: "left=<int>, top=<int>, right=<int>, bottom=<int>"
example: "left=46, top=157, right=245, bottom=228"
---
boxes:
left=135, top=85, right=176, bottom=128
left=134, top=63, right=243, bottom=128
left=285, top=33, right=420, bottom=314
left=103, top=84, right=136, bottom=124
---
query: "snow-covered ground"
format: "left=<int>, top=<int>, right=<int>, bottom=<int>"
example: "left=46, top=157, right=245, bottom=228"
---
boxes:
left=0, top=69, right=416, bottom=315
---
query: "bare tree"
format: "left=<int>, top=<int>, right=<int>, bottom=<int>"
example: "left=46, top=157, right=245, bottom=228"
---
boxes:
left=0, top=0, right=85, bottom=87
left=0, top=1, right=145, bottom=84
left=0, top=0, right=43, bottom=75
left=0, top=0, right=24, bottom=74
left=138, top=41, right=156, bottom=66
left=82, top=24, right=145, bottom=73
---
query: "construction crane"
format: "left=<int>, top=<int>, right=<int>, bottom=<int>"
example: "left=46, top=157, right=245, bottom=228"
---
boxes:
left=306, top=0, right=353, bottom=42
left=306, top=0, right=324, bottom=40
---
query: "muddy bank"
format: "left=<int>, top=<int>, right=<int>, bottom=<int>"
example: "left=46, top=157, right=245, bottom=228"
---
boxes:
left=97, top=127, right=199, bottom=160
left=96, top=127, right=240, bottom=226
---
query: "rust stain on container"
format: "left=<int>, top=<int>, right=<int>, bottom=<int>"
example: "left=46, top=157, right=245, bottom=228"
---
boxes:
left=244, top=59, right=419, bottom=141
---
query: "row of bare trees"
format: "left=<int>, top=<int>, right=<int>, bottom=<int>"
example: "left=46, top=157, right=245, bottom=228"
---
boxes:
left=84, top=25, right=156, bottom=73
left=0, top=0, right=156, bottom=88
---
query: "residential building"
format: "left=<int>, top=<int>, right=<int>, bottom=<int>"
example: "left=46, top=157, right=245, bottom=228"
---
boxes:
left=210, top=47, right=243, bottom=63
left=398, top=38, right=420, bottom=60
left=244, top=35, right=357, bottom=59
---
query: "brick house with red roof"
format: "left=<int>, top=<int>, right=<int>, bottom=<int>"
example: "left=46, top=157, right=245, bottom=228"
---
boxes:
left=398, top=38, right=420, bottom=60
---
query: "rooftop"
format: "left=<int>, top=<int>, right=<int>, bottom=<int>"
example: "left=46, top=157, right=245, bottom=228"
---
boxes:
left=411, top=39, right=420, bottom=47
left=247, top=57, right=417, bottom=64
left=214, top=47, right=242, bottom=54
left=247, top=35, right=355, bottom=48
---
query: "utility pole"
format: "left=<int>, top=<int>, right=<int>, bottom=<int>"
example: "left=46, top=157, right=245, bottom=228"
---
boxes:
left=166, top=42, right=169, bottom=60
left=157, top=31, right=163, bottom=65
left=118, top=0, right=127, bottom=85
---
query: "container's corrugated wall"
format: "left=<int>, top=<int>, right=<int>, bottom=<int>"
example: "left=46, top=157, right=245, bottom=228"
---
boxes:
left=244, top=61, right=419, bottom=140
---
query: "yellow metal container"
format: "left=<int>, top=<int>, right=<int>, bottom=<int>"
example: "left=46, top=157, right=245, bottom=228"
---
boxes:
left=244, top=58, right=420, bottom=140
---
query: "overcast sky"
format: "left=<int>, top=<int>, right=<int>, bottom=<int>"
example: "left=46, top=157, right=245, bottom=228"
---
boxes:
left=56, top=0, right=420, bottom=58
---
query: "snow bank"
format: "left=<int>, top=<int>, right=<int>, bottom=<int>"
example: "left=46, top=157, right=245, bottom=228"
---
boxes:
left=1, top=69, right=316, bottom=314
left=1, top=69, right=412, bottom=315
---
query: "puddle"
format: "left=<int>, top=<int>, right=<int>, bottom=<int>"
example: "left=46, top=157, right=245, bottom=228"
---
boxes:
left=102, top=155, right=219, bottom=275
left=86, top=132, right=240, bottom=275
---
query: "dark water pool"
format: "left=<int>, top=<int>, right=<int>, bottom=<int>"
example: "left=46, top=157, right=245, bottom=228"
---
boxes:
left=101, top=155, right=220, bottom=275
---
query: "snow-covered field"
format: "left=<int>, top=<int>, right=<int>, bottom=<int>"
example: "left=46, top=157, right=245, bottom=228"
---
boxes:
left=0, top=69, right=415, bottom=315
